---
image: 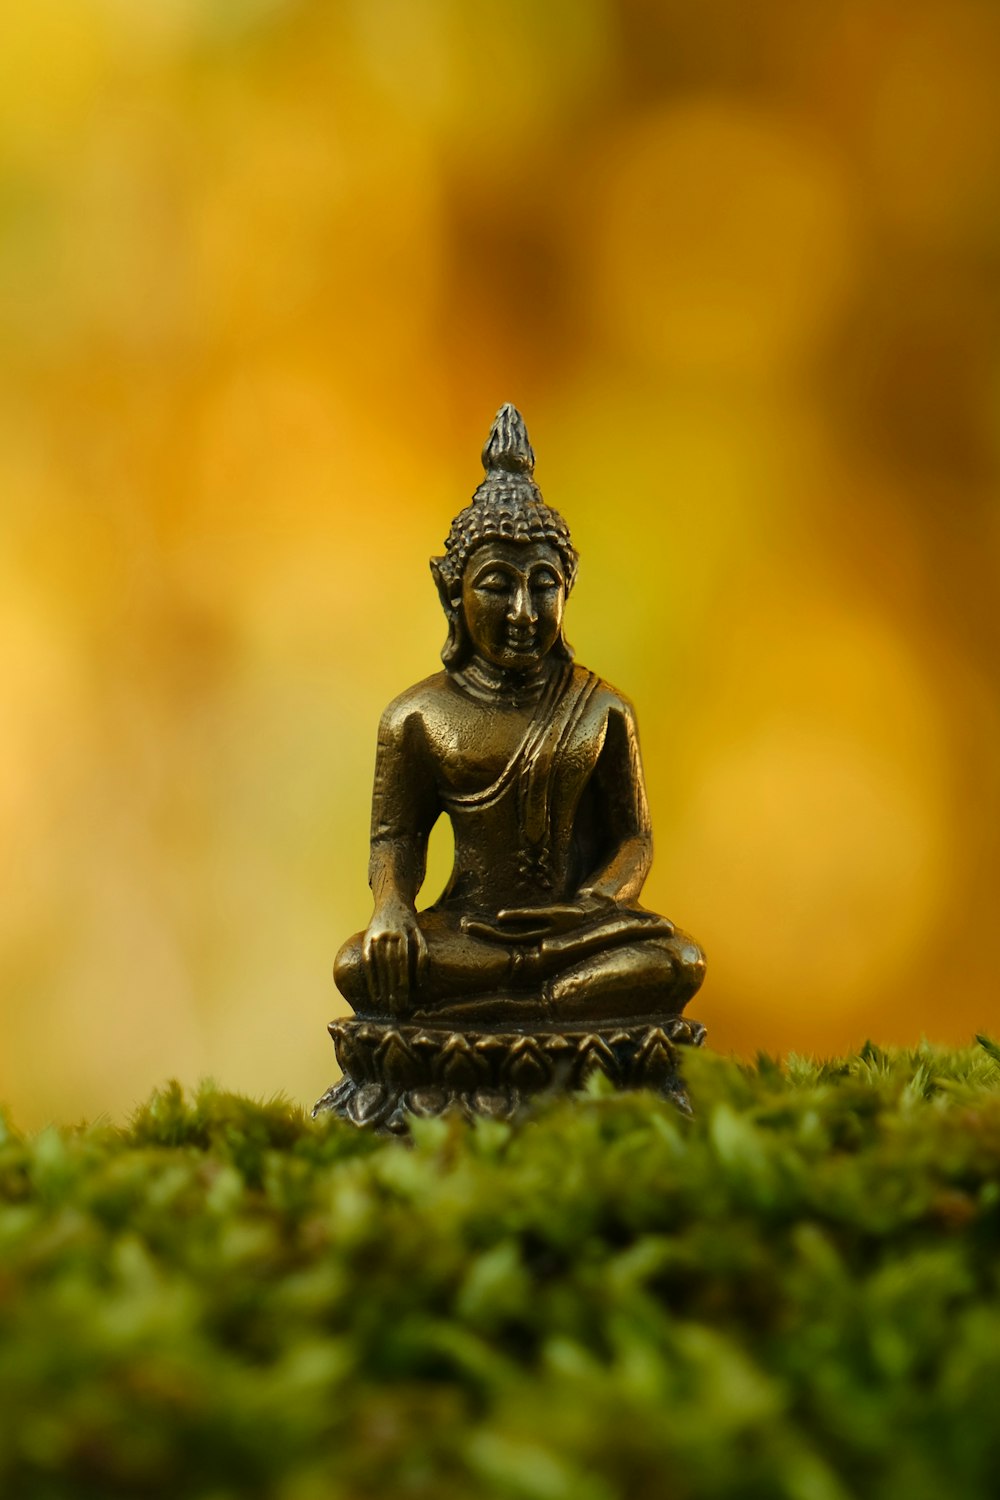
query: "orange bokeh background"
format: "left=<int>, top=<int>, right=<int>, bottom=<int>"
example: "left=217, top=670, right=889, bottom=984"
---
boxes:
left=3, top=0, right=999, bottom=1128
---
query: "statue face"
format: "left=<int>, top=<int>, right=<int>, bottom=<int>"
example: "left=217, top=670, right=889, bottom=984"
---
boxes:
left=462, top=540, right=566, bottom=670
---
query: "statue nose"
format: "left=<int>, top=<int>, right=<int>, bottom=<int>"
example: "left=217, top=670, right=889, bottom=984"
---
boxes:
left=508, top=584, right=537, bottom=625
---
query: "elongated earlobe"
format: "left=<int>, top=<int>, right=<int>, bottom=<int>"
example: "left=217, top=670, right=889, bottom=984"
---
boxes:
left=429, top=558, right=452, bottom=613
left=430, top=558, right=468, bottom=668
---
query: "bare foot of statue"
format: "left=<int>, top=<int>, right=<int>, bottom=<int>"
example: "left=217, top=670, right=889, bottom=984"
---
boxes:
left=316, top=404, right=707, bottom=1131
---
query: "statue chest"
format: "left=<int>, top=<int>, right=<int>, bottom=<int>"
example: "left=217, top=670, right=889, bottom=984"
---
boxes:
left=428, top=697, right=605, bottom=803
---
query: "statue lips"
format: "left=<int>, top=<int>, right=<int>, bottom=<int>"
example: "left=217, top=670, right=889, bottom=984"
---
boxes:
left=504, top=627, right=538, bottom=655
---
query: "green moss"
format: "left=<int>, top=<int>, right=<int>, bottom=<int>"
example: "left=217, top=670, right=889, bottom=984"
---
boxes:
left=2, top=1043, right=1000, bottom=1499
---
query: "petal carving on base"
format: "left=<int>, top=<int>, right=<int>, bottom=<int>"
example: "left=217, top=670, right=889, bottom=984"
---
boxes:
left=315, top=1016, right=706, bottom=1133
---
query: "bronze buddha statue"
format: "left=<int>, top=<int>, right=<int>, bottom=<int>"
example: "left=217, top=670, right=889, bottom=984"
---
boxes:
left=316, top=404, right=706, bottom=1130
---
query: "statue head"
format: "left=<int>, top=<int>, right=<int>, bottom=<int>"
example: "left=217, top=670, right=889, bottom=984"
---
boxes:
left=431, top=404, right=578, bottom=670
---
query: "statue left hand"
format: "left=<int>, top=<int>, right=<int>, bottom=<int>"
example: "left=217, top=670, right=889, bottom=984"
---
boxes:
left=462, top=894, right=612, bottom=944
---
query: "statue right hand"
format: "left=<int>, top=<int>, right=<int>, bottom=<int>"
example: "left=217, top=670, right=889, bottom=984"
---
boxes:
left=362, top=900, right=429, bottom=1017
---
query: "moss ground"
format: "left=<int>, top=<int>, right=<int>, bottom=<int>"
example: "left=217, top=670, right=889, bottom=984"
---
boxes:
left=2, top=1041, right=1000, bottom=1499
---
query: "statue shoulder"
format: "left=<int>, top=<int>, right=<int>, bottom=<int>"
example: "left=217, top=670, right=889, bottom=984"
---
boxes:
left=378, top=672, right=452, bottom=739
left=572, top=664, right=639, bottom=728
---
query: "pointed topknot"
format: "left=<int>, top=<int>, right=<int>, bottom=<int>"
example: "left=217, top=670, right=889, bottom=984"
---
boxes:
left=480, top=403, right=535, bottom=480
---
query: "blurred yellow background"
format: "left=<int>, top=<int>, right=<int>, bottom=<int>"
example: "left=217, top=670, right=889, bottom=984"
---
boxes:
left=3, top=0, right=999, bottom=1128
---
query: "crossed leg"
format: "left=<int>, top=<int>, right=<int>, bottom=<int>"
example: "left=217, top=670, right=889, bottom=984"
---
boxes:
left=335, top=910, right=705, bottom=1025
left=545, top=928, right=705, bottom=1020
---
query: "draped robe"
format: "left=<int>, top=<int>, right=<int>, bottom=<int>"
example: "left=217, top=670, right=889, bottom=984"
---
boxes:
left=359, top=658, right=677, bottom=986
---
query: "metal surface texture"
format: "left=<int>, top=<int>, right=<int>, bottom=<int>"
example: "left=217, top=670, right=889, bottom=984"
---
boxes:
left=317, top=404, right=706, bottom=1128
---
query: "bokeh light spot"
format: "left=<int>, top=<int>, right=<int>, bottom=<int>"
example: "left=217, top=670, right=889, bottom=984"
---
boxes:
left=591, top=100, right=857, bottom=374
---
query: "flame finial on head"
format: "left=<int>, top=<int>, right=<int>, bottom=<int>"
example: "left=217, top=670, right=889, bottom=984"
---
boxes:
left=480, top=402, right=535, bottom=481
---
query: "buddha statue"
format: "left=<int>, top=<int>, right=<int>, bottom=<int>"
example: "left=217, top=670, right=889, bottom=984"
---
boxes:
left=316, top=404, right=706, bottom=1130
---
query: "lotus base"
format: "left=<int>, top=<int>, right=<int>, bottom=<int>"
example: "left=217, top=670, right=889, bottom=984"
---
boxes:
left=313, top=1015, right=707, bottom=1134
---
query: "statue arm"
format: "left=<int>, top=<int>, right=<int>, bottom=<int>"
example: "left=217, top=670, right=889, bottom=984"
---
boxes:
left=363, top=701, right=441, bottom=1012
left=578, top=699, right=653, bottom=907
left=368, top=701, right=440, bottom=905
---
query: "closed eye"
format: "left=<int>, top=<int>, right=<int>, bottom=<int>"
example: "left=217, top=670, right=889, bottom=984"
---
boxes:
left=475, top=572, right=511, bottom=593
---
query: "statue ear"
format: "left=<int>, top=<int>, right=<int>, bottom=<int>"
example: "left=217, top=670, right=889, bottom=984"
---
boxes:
left=430, top=559, right=467, bottom=669
left=430, top=559, right=458, bottom=615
